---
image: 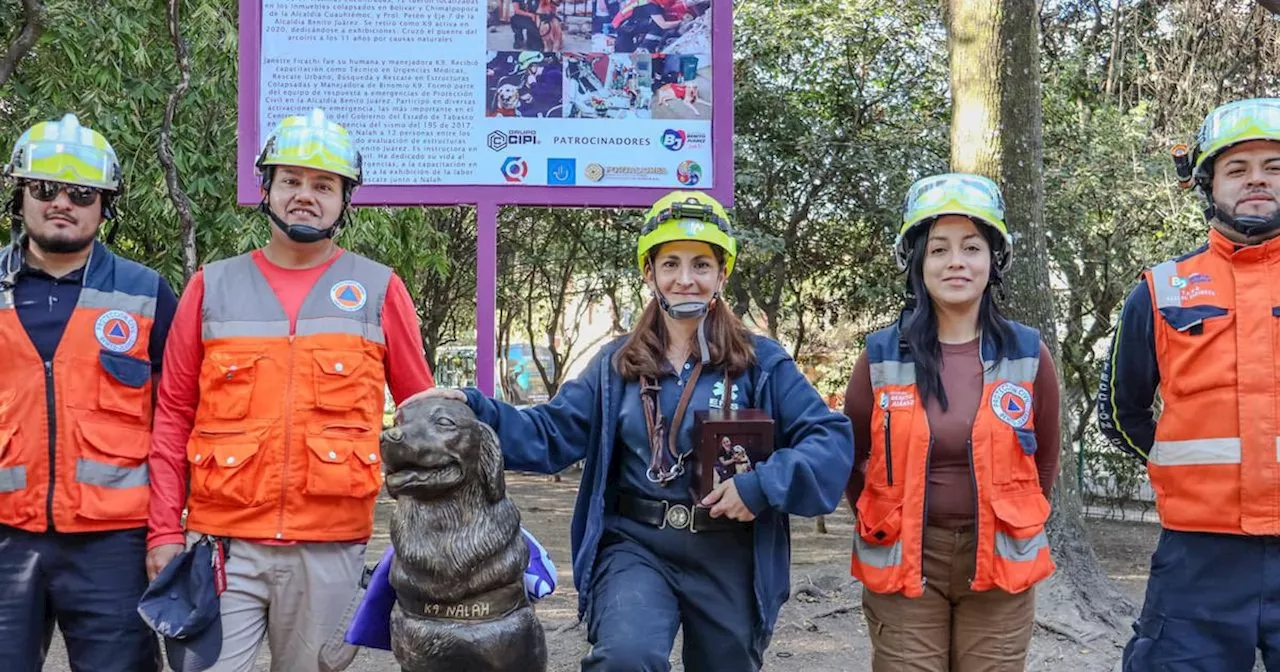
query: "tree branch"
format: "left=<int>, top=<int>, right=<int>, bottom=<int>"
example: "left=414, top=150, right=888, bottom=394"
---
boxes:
left=0, top=0, right=41, bottom=88
left=158, top=0, right=198, bottom=280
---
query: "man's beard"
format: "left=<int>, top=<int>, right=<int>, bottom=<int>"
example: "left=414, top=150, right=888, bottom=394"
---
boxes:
left=27, top=227, right=96, bottom=254
left=1225, top=191, right=1279, bottom=219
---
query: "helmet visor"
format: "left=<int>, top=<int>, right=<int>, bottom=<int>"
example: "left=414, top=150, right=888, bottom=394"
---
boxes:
left=259, top=125, right=361, bottom=183
left=1195, top=98, right=1280, bottom=171
left=902, top=173, right=1005, bottom=231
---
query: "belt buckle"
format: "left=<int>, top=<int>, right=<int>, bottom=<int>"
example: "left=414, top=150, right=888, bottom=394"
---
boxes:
left=663, top=503, right=691, bottom=531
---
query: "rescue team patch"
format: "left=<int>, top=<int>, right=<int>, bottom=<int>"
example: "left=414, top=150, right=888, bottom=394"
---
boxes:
left=330, top=280, right=367, bottom=312
left=990, top=382, right=1032, bottom=428
left=94, top=310, right=139, bottom=352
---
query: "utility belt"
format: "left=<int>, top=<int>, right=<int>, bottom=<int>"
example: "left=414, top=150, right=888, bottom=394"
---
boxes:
left=614, top=491, right=751, bottom=534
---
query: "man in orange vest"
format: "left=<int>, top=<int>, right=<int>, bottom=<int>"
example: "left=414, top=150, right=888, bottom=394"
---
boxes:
left=146, top=109, right=436, bottom=671
left=0, top=114, right=178, bottom=670
left=1099, top=97, right=1280, bottom=670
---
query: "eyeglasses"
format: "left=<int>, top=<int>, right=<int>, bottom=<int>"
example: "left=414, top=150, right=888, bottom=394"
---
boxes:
left=23, top=180, right=102, bottom=207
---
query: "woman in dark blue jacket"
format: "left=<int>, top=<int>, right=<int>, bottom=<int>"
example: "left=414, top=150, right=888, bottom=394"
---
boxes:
left=420, top=190, right=853, bottom=671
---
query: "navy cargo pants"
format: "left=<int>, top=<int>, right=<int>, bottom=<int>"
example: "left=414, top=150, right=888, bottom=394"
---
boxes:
left=0, top=525, right=160, bottom=672
left=1124, top=528, right=1280, bottom=671
left=581, top=515, right=764, bottom=672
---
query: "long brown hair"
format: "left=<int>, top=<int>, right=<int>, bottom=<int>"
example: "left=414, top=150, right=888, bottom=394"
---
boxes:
left=614, top=297, right=756, bottom=380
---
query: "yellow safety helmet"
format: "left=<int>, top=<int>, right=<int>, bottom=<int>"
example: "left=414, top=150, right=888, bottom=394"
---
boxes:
left=895, top=172, right=1012, bottom=272
left=637, top=191, right=737, bottom=277
left=4, top=113, right=121, bottom=191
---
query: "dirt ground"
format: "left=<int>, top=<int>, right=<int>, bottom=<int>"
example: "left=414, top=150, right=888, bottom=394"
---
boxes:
left=44, top=472, right=1171, bottom=671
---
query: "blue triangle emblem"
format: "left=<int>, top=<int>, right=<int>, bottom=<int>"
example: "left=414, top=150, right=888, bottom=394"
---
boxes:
left=1005, top=398, right=1023, bottom=413
left=339, top=287, right=359, bottom=302
left=108, top=323, right=126, bottom=338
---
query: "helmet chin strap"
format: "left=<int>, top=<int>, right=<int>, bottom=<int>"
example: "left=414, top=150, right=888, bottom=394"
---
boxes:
left=260, top=200, right=346, bottom=244
left=656, top=288, right=714, bottom=364
left=1202, top=185, right=1280, bottom=238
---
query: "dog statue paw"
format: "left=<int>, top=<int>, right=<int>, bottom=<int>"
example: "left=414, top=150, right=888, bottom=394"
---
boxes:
left=381, top=398, right=548, bottom=672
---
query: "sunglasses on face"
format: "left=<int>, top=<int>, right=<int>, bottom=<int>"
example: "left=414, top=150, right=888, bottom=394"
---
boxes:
left=23, top=180, right=102, bottom=207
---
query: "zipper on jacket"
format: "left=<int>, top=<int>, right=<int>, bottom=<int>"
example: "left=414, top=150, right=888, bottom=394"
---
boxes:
left=276, top=335, right=296, bottom=540
left=920, top=437, right=933, bottom=588
left=968, top=438, right=979, bottom=586
left=44, top=361, right=56, bottom=530
left=883, top=410, right=894, bottom=486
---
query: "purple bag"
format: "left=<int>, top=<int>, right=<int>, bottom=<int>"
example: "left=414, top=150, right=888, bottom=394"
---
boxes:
left=345, top=528, right=557, bottom=650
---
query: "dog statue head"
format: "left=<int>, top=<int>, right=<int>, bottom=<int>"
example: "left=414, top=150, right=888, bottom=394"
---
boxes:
left=381, top=398, right=506, bottom=503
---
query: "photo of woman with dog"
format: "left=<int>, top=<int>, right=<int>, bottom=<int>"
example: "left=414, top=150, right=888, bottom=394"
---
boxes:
left=412, top=190, right=853, bottom=671
left=844, top=173, right=1061, bottom=672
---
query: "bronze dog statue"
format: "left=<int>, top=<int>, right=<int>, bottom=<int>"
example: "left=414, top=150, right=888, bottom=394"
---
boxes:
left=380, top=398, right=547, bottom=672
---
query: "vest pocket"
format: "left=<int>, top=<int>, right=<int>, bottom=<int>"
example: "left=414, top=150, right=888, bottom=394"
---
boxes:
left=303, top=423, right=382, bottom=498
left=187, top=426, right=267, bottom=507
left=312, top=350, right=372, bottom=412
left=0, top=425, right=34, bottom=524
left=1157, top=305, right=1233, bottom=397
left=74, top=419, right=150, bottom=522
left=989, top=492, right=1052, bottom=589
left=98, top=351, right=151, bottom=419
left=202, top=353, right=262, bottom=420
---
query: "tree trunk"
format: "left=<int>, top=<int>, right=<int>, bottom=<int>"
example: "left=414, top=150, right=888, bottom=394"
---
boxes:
left=945, top=0, right=1135, bottom=642
left=0, top=0, right=41, bottom=88
left=158, top=0, right=197, bottom=281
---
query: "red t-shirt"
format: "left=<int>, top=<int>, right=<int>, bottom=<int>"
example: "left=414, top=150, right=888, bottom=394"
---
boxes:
left=147, top=249, right=435, bottom=550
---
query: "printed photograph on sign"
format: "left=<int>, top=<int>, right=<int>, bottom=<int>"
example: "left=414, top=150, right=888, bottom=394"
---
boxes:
left=487, top=51, right=565, bottom=118
left=593, top=0, right=711, bottom=54
left=563, top=52, right=644, bottom=119
left=486, top=0, right=592, bottom=52
left=649, top=53, right=710, bottom=119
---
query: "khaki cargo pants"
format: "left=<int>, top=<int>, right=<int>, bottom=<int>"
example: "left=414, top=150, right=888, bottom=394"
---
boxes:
left=186, top=533, right=366, bottom=672
left=861, top=525, right=1036, bottom=672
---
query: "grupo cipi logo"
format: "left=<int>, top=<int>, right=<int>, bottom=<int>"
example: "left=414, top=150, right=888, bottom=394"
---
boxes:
left=488, top=130, right=538, bottom=152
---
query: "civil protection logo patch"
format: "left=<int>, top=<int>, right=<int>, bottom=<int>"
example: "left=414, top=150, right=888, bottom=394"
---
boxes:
left=990, top=381, right=1032, bottom=428
left=330, top=280, right=367, bottom=312
left=95, top=310, right=138, bottom=352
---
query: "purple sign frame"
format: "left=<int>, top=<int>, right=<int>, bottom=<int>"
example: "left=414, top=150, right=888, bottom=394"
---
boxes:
left=237, top=0, right=735, bottom=394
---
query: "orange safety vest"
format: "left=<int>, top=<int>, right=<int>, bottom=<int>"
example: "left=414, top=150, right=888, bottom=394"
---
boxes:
left=850, top=321, right=1054, bottom=597
left=0, top=241, right=160, bottom=533
left=1141, top=229, right=1280, bottom=535
left=184, top=252, right=391, bottom=542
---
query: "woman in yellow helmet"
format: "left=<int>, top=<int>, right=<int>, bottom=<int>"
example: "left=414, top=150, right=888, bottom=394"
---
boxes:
left=418, top=190, right=853, bottom=671
left=844, top=173, right=1062, bottom=671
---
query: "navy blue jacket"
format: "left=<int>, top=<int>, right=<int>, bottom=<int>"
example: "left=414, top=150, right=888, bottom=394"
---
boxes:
left=462, top=334, right=854, bottom=636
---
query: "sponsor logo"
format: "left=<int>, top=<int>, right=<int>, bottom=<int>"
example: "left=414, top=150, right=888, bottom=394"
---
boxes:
left=553, top=135, right=651, bottom=147
left=584, top=163, right=668, bottom=183
left=709, top=381, right=740, bottom=410
left=488, top=130, right=538, bottom=152
left=661, top=128, right=707, bottom=151
left=676, top=160, right=702, bottom=185
left=990, top=382, right=1032, bottom=428
left=547, top=158, right=576, bottom=185
left=94, top=310, right=138, bottom=352
left=330, top=281, right=368, bottom=312
left=501, top=156, right=528, bottom=183
left=661, top=129, right=687, bottom=151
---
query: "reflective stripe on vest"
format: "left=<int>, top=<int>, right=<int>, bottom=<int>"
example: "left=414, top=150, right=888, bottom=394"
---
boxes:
left=0, top=466, right=25, bottom=493
left=202, top=255, right=388, bottom=344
